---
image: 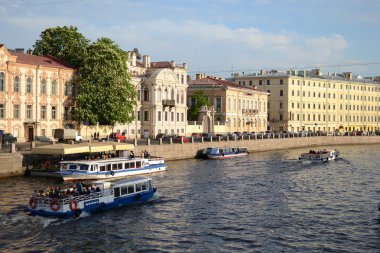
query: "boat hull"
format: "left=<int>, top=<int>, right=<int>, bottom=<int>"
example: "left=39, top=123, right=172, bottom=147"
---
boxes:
left=207, top=153, right=248, bottom=159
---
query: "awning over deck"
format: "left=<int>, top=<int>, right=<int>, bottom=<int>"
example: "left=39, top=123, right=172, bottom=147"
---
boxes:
left=31, top=142, right=134, bottom=155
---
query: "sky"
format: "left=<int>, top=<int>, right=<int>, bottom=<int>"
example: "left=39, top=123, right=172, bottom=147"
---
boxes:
left=1, top=0, right=380, bottom=78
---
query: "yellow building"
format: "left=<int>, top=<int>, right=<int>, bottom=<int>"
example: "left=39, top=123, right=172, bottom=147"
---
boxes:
left=234, top=69, right=380, bottom=133
left=188, top=74, right=269, bottom=133
left=0, top=45, right=75, bottom=141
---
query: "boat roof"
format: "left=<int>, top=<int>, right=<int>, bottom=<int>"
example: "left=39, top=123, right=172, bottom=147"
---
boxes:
left=60, top=157, right=146, bottom=165
left=109, top=176, right=152, bottom=186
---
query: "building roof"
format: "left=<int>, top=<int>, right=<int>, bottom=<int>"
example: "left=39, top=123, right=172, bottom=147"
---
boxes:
left=188, top=76, right=268, bottom=94
left=9, top=51, right=74, bottom=69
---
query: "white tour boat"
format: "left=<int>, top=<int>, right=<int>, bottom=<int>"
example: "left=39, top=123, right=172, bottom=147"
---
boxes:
left=28, top=176, right=157, bottom=218
left=57, top=157, right=167, bottom=181
left=199, top=147, right=249, bottom=159
left=298, top=149, right=340, bottom=162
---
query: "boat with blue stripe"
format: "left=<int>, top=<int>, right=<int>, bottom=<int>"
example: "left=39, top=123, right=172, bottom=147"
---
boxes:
left=201, top=147, right=249, bottom=159
left=28, top=176, right=157, bottom=218
left=57, top=157, right=167, bottom=181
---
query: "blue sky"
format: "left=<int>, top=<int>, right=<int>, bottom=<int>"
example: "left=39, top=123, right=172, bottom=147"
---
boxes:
left=1, top=0, right=379, bottom=77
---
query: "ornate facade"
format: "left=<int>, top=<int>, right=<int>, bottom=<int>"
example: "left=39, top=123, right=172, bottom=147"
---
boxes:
left=0, top=45, right=75, bottom=141
left=234, top=69, right=380, bottom=132
left=113, top=51, right=188, bottom=139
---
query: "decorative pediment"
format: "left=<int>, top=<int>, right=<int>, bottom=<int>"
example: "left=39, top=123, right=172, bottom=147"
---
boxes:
left=12, top=67, right=22, bottom=76
left=0, top=93, right=5, bottom=103
left=25, top=69, right=34, bottom=78
left=39, top=71, right=48, bottom=79
left=51, top=96, right=58, bottom=105
left=50, top=72, right=59, bottom=79
left=25, top=95, right=34, bottom=104
left=40, top=95, right=47, bottom=104
left=12, top=94, right=21, bottom=104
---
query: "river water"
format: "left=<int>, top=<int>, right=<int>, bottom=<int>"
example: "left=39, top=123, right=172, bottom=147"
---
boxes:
left=0, top=144, right=379, bottom=253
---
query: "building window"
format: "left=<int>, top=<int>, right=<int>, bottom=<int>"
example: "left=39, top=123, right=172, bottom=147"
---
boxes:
left=0, top=104, right=5, bottom=118
left=177, top=112, right=179, bottom=121
left=41, top=106, right=46, bottom=119
left=280, top=79, right=283, bottom=85
left=171, top=112, right=174, bottom=121
left=26, top=105, right=32, bottom=119
left=143, top=87, right=149, bottom=101
left=266, top=80, right=270, bottom=85
left=165, top=111, right=168, bottom=121
left=27, top=77, right=32, bottom=93
left=249, top=80, right=252, bottom=86
left=0, top=72, right=4, bottom=91
left=14, top=76, right=20, bottom=92
left=137, top=90, right=141, bottom=101
left=64, top=82, right=70, bottom=96
left=280, top=90, right=283, bottom=96
left=41, top=79, right=47, bottom=94
left=144, top=111, right=149, bottom=121
left=181, top=93, right=184, bottom=104
left=279, top=113, right=283, bottom=121
left=181, top=113, right=184, bottom=121
left=280, top=102, right=283, bottom=109
left=14, top=105, right=20, bottom=119
left=52, top=80, right=57, bottom=95
left=190, top=97, right=196, bottom=107
left=52, top=106, right=56, bottom=119
left=216, top=97, right=222, bottom=112
left=259, top=80, right=263, bottom=85
left=137, top=110, right=141, bottom=121
left=158, top=111, right=161, bottom=121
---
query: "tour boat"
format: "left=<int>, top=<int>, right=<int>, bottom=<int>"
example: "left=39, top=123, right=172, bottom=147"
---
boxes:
left=28, top=176, right=157, bottom=218
left=298, top=149, right=340, bottom=162
left=201, top=147, right=249, bottom=159
left=57, top=157, right=167, bottom=181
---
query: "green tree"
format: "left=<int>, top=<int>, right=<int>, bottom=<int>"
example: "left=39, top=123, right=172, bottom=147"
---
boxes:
left=33, top=26, right=89, bottom=67
left=187, top=90, right=209, bottom=121
left=73, top=38, right=136, bottom=125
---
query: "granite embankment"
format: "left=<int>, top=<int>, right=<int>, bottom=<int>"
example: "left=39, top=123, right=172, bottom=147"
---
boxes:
left=0, top=136, right=379, bottom=178
left=134, top=135, right=380, bottom=161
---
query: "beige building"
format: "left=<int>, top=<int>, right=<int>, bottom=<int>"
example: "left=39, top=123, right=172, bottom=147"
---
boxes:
left=233, top=69, right=380, bottom=133
left=0, top=45, right=75, bottom=141
left=113, top=51, right=188, bottom=139
left=187, top=74, right=269, bottom=134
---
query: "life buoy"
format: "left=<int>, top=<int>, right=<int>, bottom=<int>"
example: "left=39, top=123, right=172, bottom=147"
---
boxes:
left=70, top=199, right=78, bottom=211
left=110, top=171, right=115, bottom=176
left=50, top=198, right=60, bottom=211
left=29, top=197, right=37, bottom=209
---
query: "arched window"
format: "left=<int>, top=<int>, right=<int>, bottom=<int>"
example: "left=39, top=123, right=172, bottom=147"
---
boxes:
left=51, top=80, right=57, bottom=95
left=181, top=93, right=184, bottom=104
left=143, top=87, right=149, bottom=101
left=41, top=79, right=47, bottom=94
left=0, top=72, right=5, bottom=91
left=27, top=77, right=32, bottom=93
left=157, top=88, right=162, bottom=102
left=171, top=89, right=175, bottom=100
left=164, top=89, right=168, bottom=99
left=14, top=76, right=20, bottom=92
left=176, top=93, right=179, bottom=103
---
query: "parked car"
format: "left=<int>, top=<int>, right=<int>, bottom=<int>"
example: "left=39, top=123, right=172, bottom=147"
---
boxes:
left=35, top=136, right=52, bottom=142
left=156, top=133, right=172, bottom=143
left=1, top=133, right=17, bottom=144
left=173, top=135, right=190, bottom=143
left=264, top=131, right=273, bottom=138
left=115, top=132, right=126, bottom=141
left=201, top=133, right=216, bottom=141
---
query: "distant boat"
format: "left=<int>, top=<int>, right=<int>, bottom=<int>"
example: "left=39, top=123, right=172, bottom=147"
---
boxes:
left=298, top=149, right=340, bottom=162
left=28, top=176, right=157, bottom=218
left=199, top=147, right=249, bottom=160
left=57, top=157, right=167, bottom=181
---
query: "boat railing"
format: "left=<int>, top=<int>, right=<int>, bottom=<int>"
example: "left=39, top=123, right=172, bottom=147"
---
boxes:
left=31, top=189, right=114, bottom=207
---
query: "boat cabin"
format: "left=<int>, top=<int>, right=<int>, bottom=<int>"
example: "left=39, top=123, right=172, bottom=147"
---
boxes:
left=60, top=158, right=145, bottom=173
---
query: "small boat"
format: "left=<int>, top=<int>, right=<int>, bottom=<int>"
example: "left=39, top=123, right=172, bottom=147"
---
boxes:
left=28, top=176, right=157, bottom=218
left=202, top=147, right=249, bottom=159
left=298, top=149, right=340, bottom=162
left=57, top=157, right=167, bottom=181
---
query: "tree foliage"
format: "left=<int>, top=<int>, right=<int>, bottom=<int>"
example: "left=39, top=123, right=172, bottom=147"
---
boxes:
left=187, top=90, right=209, bottom=121
left=73, top=38, right=136, bottom=125
left=33, top=26, right=89, bottom=67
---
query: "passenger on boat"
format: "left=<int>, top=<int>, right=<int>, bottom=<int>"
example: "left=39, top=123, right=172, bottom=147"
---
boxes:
left=129, top=151, right=135, bottom=158
left=144, top=150, right=150, bottom=158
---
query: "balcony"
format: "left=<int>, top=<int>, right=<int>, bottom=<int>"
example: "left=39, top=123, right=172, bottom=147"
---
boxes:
left=162, top=99, right=175, bottom=108
left=242, top=109, right=259, bottom=115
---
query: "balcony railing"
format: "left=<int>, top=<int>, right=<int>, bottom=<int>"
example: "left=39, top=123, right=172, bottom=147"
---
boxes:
left=242, top=109, right=259, bottom=115
left=162, top=99, right=175, bottom=107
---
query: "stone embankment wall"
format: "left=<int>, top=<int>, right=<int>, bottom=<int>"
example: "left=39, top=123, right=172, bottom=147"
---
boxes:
left=133, top=136, right=380, bottom=161
left=0, top=153, right=24, bottom=178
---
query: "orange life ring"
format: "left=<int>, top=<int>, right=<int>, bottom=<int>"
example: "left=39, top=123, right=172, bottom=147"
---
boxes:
left=70, top=199, right=78, bottom=211
left=29, top=197, right=37, bottom=209
left=50, top=198, right=60, bottom=211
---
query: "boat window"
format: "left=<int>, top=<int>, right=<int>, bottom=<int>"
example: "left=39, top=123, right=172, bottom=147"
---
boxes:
left=61, top=164, right=68, bottom=170
left=69, top=164, right=78, bottom=170
left=114, top=187, right=120, bottom=197
left=136, top=161, right=141, bottom=168
left=112, top=163, right=118, bottom=170
left=141, top=182, right=147, bottom=191
left=148, top=181, right=152, bottom=189
left=107, top=164, right=111, bottom=171
left=120, top=186, right=128, bottom=195
left=130, top=162, right=135, bottom=169
left=92, top=165, right=97, bottom=172
left=128, top=185, right=135, bottom=193
left=136, top=184, right=142, bottom=192
left=118, top=163, right=123, bottom=170
left=79, top=164, right=89, bottom=171
left=100, top=165, right=106, bottom=172
left=125, top=162, right=130, bottom=169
